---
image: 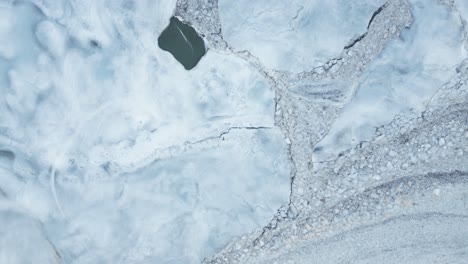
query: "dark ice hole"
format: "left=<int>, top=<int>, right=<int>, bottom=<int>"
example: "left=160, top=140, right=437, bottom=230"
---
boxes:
left=158, top=16, right=206, bottom=70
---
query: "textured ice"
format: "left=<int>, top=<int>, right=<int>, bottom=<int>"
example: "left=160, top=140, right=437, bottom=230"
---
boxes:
left=44, top=129, right=290, bottom=263
left=0, top=1, right=289, bottom=263
left=205, top=0, right=468, bottom=262
left=218, top=0, right=385, bottom=72
left=314, top=0, right=466, bottom=161
left=3, top=0, right=468, bottom=263
left=0, top=212, right=61, bottom=263
left=455, top=0, right=468, bottom=23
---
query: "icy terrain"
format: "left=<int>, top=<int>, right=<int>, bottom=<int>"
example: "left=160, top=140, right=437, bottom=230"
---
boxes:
left=205, top=0, right=468, bottom=263
left=1, top=0, right=468, bottom=263
left=0, top=1, right=290, bottom=263
left=218, top=0, right=385, bottom=72
left=314, top=0, right=465, bottom=162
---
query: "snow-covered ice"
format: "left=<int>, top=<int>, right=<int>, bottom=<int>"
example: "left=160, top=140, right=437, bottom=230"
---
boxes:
left=2, top=0, right=468, bottom=263
left=218, top=0, right=385, bottom=72
left=313, top=0, right=466, bottom=162
left=0, top=1, right=289, bottom=263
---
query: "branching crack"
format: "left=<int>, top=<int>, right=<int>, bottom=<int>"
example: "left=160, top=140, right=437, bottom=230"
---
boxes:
left=288, top=5, right=304, bottom=31
left=344, top=32, right=368, bottom=50
left=367, top=3, right=387, bottom=29
left=217, top=126, right=273, bottom=139
left=190, top=126, right=273, bottom=145
left=344, top=2, right=387, bottom=50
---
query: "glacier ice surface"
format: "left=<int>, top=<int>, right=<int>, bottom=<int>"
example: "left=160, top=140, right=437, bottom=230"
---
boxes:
left=218, top=0, right=385, bottom=72
left=3, top=0, right=467, bottom=263
left=0, top=1, right=290, bottom=263
left=313, top=0, right=466, bottom=162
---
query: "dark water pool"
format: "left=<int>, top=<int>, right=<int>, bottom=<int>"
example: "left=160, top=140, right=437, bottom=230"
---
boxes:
left=158, top=16, right=206, bottom=70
